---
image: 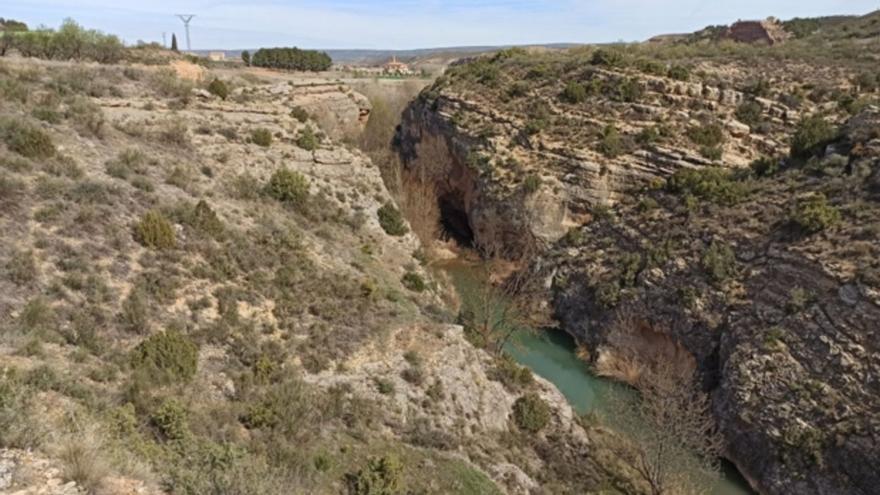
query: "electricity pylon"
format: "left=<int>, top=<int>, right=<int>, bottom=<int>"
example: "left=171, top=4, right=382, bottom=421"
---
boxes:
left=175, top=15, right=195, bottom=51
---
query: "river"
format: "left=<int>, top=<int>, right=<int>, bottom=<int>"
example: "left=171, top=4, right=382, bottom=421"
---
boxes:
left=438, top=258, right=754, bottom=495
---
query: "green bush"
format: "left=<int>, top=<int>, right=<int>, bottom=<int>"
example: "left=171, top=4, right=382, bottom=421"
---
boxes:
left=701, top=241, right=736, bottom=284
left=1, top=120, right=55, bottom=159
left=735, top=100, right=764, bottom=128
left=401, top=272, right=426, bottom=292
left=512, top=393, right=551, bottom=432
left=250, top=128, right=272, bottom=147
left=611, top=77, right=643, bottom=103
left=597, top=124, right=624, bottom=158
left=790, top=193, right=840, bottom=233
left=490, top=355, right=534, bottom=391
left=130, top=328, right=198, bottom=384
left=350, top=455, right=402, bottom=495
left=265, top=168, right=309, bottom=208
left=290, top=106, right=310, bottom=123
left=790, top=116, right=837, bottom=159
left=560, top=81, right=587, bottom=104
left=133, top=210, right=176, bottom=249
left=151, top=399, right=189, bottom=441
left=296, top=126, right=318, bottom=151
left=188, top=200, right=224, bottom=238
left=750, top=156, right=781, bottom=177
left=8, top=19, right=123, bottom=64
left=667, top=65, right=690, bottom=81
left=377, top=202, right=408, bottom=236
left=687, top=122, right=725, bottom=148
left=207, top=78, right=229, bottom=100
left=590, top=49, right=624, bottom=67
left=522, top=173, right=542, bottom=194
left=667, top=167, right=748, bottom=205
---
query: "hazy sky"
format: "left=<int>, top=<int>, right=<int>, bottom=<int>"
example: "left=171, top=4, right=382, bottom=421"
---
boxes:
left=1, top=0, right=876, bottom=49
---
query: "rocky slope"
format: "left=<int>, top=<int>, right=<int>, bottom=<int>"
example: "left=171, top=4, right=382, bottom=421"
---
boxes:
left=395, top=19, right=880, bottom=495
left=0, top=56, right=635, bottom=494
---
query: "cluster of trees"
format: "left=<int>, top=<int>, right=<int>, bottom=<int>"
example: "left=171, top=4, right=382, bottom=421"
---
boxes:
left=250, top=47, right=332, bottom=72
left=0, top=18, right=124, bottom=63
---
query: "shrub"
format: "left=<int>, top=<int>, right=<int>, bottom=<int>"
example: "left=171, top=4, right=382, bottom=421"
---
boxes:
left=790, top=193, right=840, bottom=233
left=750, top=156, right=781, bottom=177
left=207, top=78, right=229, bottom=100
left=597, top=124, right=624, bottom=158
left=560, top=81, right=587, bottom=104
left=591, top=49, right=624, bottom=67
left=701, top=241, right=736, bottom=284
left=130, top=328, right=198, bottom=384
left=667, top=65, right=690, bottom=81
left=687, top=122, right=725, bottom=148
left=667, top=167, right=748, bottom=205
left=1, top=120, right=55, bottom=159
left=290, top=106, right=310, bottom=123
left=157, top=119, right=190, bottom=147
left=512, top=393, right=550, bottom=432
left=265, top=168, right=309, bottom=208
left=151, top=399, right=189, bottom=440
left=377, top=202, right=408, bottom=236
left=350, top=455, right=402, bottom=495
left=5, top=249, right=37, bottom=285
left=119, top=289, right=149, bottom=334
left=700, top=145, right=723, bottom=161
left=150, top=69, right=193, bottom=100
left=133, top=210, right=176, bottom=249
left=522, top=173, right=542, bottom=194
left=790, top=116, right=837, bottom=159
left=735, top=100, right=763, bottom=128
left=250, top=128, right=272, bottom=147
left=611, top=77, right=643, bottom=103
left=374, top=378, right=395, bottom=395
left=66, top=97, right=105, bottom=138
left=490, top=355, right=534, bottom=391
left=401, top=272, right=426, bottom=292
left=188, top=200, right=224, bottom=238
left=296, top=126, right=318, bottom=151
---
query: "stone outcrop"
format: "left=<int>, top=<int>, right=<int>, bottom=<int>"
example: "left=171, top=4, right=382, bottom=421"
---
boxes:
left=397, top=42, right=880, bottom=494
left=549, top=108, right=880, bottom=494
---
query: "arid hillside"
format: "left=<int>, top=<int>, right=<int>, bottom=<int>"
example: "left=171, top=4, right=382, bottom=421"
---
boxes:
left=0, top=53, right=646, bottom=495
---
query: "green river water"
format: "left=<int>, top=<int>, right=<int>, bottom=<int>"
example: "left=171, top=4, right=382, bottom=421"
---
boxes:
left=439, top=259, right=754, bottom=495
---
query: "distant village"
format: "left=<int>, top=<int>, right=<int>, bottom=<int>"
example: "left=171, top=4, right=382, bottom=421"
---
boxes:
left=336, top=56, right=418, bottom=77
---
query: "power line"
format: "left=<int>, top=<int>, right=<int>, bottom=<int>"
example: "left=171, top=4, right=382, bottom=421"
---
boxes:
left=175, top=14, right=195, bottom=51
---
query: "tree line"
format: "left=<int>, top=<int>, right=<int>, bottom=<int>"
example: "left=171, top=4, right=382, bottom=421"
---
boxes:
left=0, top=18, right=124, bottom=63
left=249, top=47, right=332, bottom=72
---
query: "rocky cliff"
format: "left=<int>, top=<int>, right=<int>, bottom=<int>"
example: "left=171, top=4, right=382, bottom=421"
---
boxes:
left=396, top=34, right=880, bottom=495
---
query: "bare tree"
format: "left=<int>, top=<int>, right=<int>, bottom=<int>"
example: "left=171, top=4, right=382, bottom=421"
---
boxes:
left=457, top=242, right=545, bottom=355
left=602, top=312, right=723, bottom=495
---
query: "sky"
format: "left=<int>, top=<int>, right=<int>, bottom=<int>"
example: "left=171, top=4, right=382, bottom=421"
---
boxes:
left=1, top=0, right=877, bottom=50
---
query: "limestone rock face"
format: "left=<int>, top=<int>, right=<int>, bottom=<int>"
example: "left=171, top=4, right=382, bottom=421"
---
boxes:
left=398, top=45, right=879, bottom=494
left=548, top=109, right=880, bottom=495
left=396, top=59, right=796, bottom=253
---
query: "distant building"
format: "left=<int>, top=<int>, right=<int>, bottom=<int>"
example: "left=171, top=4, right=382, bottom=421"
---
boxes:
left=383, top=56, right=412, bottom=75
left=207, top=51, right=226, bottom=61
left=725, top=17, right=791, bottom=45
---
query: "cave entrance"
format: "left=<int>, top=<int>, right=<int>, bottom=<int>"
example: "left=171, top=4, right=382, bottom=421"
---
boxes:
left=438, top=193, right=475, bottom=248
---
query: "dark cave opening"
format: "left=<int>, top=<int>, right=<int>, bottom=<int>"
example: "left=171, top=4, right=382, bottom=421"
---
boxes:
left=438, top=194, right=475, bottom=248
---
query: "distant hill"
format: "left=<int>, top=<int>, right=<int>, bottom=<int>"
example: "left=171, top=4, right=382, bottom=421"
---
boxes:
left=194, top=44, right=582, bottom=66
